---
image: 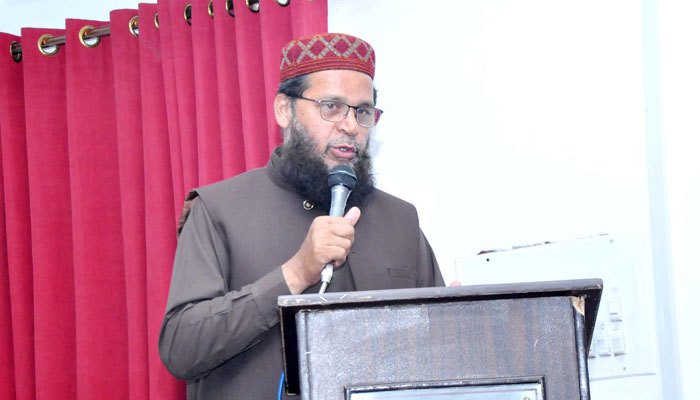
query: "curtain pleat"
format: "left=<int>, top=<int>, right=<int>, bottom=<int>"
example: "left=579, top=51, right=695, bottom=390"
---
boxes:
left=163, top=0, right=200, bottom=195
left=65, top=19, right=130, bottom=398
left=0, top=154, right=13, bottom=400
left=192, top=0, right=224, bottom=186
left=110, top=9, right=151, bottom=400
left=20, top=27, right=77, bottom=400
left=290, top=0, right=328, bottom=38
left=233, top=0, right=271, bottom=169
left=0, top=1, right=327, bottom=398
left=259, top=4, right=292, bottom=152
left=213, top=0, right=247, bottom=177
left=0, top=28, right=35, bottom=399
left=0, top=33, right=19, bottom=400
left=156, top=0, right=187, bottom=220
left=138, top=4, right=185, bottom=399
left=0, top=31, right=35, bottom=400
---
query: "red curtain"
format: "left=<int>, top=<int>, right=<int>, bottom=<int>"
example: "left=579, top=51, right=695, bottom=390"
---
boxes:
left=0, top=1, right=327, bottom=399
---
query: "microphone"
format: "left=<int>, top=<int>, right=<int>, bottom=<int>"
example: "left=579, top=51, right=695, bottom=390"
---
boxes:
left=319, top=165, right=357, bottom=294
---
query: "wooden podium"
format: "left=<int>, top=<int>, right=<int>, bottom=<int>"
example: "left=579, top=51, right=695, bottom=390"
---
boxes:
left=279, top=279, right=602, bottom=400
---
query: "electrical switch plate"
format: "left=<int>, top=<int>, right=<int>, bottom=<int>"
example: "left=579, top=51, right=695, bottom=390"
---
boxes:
left=609, top=295, right=622, bottom=322
left=611, top=328, right=626, bottom=356
left=595, top=328, right=612, bottom=357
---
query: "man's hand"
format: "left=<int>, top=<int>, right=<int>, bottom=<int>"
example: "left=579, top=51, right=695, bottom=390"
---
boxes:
left=282, top=207, right=361, bottom=294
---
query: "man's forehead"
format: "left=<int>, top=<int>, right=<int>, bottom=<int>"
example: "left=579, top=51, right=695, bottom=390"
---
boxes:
left=305, top=70, right=375, bottom=103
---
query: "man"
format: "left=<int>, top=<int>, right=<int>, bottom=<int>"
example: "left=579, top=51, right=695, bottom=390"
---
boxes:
left=159, top=33, right=444, bottom=399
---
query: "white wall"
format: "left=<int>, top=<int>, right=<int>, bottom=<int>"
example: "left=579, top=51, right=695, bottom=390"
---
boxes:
left=658, top=1, right=700, bottom=399
left=328, top=0, right=695, bottom=399
left=330, top=0, right=649, bottom=284
left=2, top=0, right=697, bottom=398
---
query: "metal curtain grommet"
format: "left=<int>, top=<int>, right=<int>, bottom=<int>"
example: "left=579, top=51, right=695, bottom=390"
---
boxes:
left=276, top=0, right=290, bottom=6
left=37, top=34, right=59, bottom=56
left=225, top=0, right=235, bottom=17
left=246, top=0, right=260, bottom=13
left=129, top=15, right=139, bottom=37
left=155, top=12, right=160, bottom=29
left=208, top=0, right=214, bottom=17
left=10, top=41, right=22, bottom=62
left=184, top=4, right=192, bottom=25
left=79, top=25, right=100, bottom=48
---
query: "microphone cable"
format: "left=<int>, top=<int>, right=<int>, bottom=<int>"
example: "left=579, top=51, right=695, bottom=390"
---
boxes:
left=277, top=371, right=284, bottom=400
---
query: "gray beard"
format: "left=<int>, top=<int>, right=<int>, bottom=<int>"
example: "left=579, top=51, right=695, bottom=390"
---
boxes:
left=278, top=118, right=375, bottom=213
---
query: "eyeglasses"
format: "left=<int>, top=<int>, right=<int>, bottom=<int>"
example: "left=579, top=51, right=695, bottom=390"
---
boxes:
left=287, top=95, right=383, bottom=128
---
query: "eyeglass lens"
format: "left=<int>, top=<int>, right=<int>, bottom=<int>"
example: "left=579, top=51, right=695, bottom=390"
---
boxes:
left=319, top=101, right=378, bottom=127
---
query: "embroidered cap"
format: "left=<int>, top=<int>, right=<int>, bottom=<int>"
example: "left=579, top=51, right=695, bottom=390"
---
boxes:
left=280, top=33, right=375, bottom=82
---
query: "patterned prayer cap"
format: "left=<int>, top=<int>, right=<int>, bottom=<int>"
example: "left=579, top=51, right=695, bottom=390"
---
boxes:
left=280, top=33, right=375, bottom=82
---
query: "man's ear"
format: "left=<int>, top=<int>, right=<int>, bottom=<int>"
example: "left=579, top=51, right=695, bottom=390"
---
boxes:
left=274, top=93, right=292, bottom=129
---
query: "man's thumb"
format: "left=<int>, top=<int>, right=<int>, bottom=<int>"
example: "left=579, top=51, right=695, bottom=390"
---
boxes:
left=344, top=206, right=361, bottom=225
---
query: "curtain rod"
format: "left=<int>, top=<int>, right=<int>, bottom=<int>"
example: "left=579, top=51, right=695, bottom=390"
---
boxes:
left=10, top=23, right=127, bottom=61
left=8, top=0, right=289, bottom=61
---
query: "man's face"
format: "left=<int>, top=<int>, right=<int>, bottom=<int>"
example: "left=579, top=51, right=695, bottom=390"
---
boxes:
left=290, top=69, right=375, bottom=170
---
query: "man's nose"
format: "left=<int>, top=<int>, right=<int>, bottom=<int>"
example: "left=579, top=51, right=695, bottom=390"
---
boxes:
left=338, top=108, right=360, bottom=136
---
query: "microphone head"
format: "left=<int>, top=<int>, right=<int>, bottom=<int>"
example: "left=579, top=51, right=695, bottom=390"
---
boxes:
left=327, top=165, right=357, bottom=190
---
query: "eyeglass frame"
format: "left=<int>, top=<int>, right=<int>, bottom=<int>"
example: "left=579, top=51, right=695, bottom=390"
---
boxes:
left=286, top=94, right=383, bottom=128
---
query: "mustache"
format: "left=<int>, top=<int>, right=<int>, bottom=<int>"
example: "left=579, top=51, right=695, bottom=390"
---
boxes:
left=323, top=136, right=368, bottom=160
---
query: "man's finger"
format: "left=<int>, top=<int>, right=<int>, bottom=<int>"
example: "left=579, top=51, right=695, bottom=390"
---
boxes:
left=343, top=206, right=361, bottom=225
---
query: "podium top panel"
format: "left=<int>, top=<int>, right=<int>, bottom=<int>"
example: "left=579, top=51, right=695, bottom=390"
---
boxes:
left=279, top=278, right=602, bottom=351
left=279, top=278, right=601, bottom=321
